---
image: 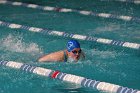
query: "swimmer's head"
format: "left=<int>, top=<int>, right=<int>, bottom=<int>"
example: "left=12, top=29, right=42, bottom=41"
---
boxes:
left=67, top=40, right=80, bottom=52
left=67, top=40, right=82, bottom=62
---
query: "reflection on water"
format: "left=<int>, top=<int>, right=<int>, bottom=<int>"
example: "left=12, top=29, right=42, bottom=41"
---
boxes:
left=52, top=83, right=98, bottom=93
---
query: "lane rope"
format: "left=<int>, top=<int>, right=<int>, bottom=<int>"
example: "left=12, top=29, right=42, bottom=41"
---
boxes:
left=0, top=60, right=140, bottom=93
left=100, top=0, right=140, bottom=4
left=0, top=0, right=140, bottom=23
left=0, top=20, right=140, bottom=50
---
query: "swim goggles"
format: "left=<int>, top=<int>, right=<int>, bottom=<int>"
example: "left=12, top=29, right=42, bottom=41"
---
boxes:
left=72, top=49, right=82, bottom=55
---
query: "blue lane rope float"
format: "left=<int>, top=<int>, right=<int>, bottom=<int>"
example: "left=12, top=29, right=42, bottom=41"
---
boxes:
left=0, top=20, right=140, bottom=50
left=0, top=0, right=140, bottom=23
left=100, top=0, right=140, bottom=4
left=0, top=60, right=140, bottom=93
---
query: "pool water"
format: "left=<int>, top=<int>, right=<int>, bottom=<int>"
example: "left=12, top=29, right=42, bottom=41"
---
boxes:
left=0, top=0, right=140, bottom=93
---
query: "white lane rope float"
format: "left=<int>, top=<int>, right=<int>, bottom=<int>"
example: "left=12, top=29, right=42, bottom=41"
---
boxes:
left=0, top=0, right=140, bottom=23
left=100, top=0, right=140, bottom=4
left=0, top=20, right=140, bottom=50
left=0, top=60, right=140, bottom=93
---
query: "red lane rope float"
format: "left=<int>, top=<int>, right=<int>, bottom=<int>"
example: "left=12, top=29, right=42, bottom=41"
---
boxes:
left=0, top=0, right=140, bottom=22
left=0, top=60, right=140, bottom=93
left=51, top=71, right=60, bottom=78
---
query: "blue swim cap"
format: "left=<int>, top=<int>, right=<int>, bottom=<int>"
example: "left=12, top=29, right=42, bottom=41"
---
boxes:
left=67, top=40, right=80, bottom=52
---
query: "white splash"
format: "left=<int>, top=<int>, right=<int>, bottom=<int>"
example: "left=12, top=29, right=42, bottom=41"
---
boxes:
left=0, top=34, right=43, bottom=56
left=67, top=57, right=76, bottom=63
left=86, top=49, right=117, bottom=59
left=96, top=23, right=120, bottom=32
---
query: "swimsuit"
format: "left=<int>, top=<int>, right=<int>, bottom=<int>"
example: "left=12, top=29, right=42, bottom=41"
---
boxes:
left=63, top=51, right=67, bottom=62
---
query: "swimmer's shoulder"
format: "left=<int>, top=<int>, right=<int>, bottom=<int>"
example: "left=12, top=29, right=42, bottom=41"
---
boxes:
left=38, top=50, right=65, bottom=62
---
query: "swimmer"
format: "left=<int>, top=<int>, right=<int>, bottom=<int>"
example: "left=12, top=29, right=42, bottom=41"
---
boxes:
left=38, top=40, right=85, bottom=62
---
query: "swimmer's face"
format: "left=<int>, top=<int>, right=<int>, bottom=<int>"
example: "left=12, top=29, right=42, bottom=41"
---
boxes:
left=68, top=48, right=81, bottom=61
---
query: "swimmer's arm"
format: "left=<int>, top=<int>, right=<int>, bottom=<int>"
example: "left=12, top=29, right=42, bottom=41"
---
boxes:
left=38, top=51, right=64, bottom=62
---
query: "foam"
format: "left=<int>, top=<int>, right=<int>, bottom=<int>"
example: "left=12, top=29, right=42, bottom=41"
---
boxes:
left=0, top=34, right=43, bottom=56
left=96, top=23, right=120, bottom=32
